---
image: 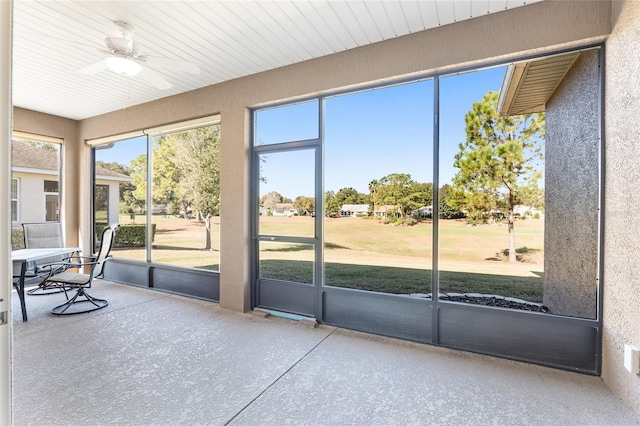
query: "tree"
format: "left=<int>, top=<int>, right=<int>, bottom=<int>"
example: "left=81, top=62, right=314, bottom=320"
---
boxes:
left=410, top=182, right=433, bottom=212
left=449, top=91, right=545, bottom=262
left=96, top=161, right=136, bottom=208
left=324, top=190, right=340, bottom=215
left=128, top=126, right=221, bottom=249
left=438, top=184, right=464, bottom=219
left=260, top=191, right=284, bottom=210
left=293, top=196, right=315, bottom=215
left=368, top=179, right=379, bottom=215
left=333, top=187, right=369, bottom=214
left=374, top=173, right=429, bottom=218
left=150, top=137, right=192, bottom=219
left=130, top=154, right=148, bottom=213
left=324, top=188, right=368, bottom=216
left=21, top=139, right=59, bottom=153
left=172, top=126, right=221, bottom=250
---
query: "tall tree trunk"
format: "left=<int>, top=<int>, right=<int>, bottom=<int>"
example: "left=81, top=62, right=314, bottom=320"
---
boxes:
left=508, top=209, right=516, bottom=262
left=204, top=215, right=211, bottom=250
left=181, top=202, right=189, bottom=220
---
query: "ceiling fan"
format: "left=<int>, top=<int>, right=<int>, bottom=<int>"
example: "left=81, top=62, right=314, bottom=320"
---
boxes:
left=78, top=20, right=199, bottom=90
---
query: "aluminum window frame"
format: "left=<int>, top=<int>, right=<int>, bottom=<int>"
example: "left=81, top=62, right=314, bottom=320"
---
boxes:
left=250, top=43, right=605, bottom=374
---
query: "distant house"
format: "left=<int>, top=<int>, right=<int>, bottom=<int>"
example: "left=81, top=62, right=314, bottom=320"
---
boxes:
left=514, top=204, right=544, bottom=219
left=340, top=204, right=369, bottom=217
left=12, top=141, right=130, bottom=225
left=272, top=203, right=296, bottom=217
left=94, top=166, right=133, bottom=224
left=415, top=206, right=433, bottom=219
left=373, top=205, right=399, bottom=218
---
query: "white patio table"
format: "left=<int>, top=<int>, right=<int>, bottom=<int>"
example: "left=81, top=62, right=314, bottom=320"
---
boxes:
left=12, top=247, right=80, bottom=321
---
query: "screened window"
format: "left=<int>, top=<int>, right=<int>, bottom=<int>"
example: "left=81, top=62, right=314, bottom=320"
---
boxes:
left=324, top=81, right=434, bottom=295
left=93, top=123, right=221, bottom=272
left=150, top=125, right=221, bottom=271
left=94, top=136, right=147, bottom=262
left=252, top=48, right=601, bottom=321
left=94, top=184, right=109, bottom=224
left=11, top=138, right=61, bottom=224
left=255, top=101, right=319, bottom=145
left=44, top=180, right=59, bottom=192
left=11, top=178, right=18, bottom=222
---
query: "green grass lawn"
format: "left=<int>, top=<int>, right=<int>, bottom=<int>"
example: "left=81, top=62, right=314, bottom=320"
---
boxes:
left=259, top=260, right=542, bottom=302
left=113, top=214, right=544, bottom=302
left=260, top=215, right=544, bottom=301
left=112, top=215, right=220, bottom=269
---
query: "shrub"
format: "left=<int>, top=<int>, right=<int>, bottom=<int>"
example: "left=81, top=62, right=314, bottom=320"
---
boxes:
left=119, top=203, right=134, bottom=214
left=404, top=217, right=417, bottom=226
left=11, top=227, right=25, bottom=250
left=96, top=223, right=155, bottom=247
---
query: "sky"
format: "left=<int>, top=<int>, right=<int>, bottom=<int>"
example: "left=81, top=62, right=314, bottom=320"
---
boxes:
left=257, top=65, right=508, bottom=200
left=96, top=65, right=510, bottom=202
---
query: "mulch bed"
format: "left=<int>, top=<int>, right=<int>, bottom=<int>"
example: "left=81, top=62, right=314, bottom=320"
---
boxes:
left=411, top=292, right=549, bottom=313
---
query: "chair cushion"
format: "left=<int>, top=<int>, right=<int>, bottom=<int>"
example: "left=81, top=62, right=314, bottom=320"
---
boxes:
left=46, top=271, right=90, bottom=286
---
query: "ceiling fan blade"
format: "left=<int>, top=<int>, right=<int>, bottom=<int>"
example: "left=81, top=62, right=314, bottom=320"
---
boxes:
left=142, top=55, right=200, bottom=74
left=138, top=66, right=173, bottom=90
left=78, top=60, right=107, bottom=75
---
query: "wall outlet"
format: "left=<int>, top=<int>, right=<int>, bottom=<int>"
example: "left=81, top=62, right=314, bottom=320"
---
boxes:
left=624, top=344, right=640, bottom=374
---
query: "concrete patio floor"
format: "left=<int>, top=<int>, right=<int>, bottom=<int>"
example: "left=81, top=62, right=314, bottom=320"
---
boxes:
left=10, top=280, right=640, bottom=425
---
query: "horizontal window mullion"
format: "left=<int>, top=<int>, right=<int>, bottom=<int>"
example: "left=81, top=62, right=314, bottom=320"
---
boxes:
left=257, top=235, right=317, bottom=245
left=254, top=138, right=320, bottom=153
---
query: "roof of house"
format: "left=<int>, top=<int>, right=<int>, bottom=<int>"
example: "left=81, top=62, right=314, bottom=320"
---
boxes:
left=12, top=140, right=129, bottom=179
left=341, top=204, right=369, bottom=213
left=274, top=203, right=295, bottom=210
left=497, top=51, right=580, bottom=116
left=374, top=205, right=398, bottom=213
left=12, top=140, right=59, bottom=171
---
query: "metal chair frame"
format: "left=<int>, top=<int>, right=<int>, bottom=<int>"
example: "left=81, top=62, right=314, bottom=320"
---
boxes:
left=41, top=225, right=118, bottom=315
left=22, top=222, right=77, bottom=295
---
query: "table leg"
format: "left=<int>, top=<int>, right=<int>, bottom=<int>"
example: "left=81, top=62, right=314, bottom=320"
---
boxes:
left=13, top=262, right=28, bottom=322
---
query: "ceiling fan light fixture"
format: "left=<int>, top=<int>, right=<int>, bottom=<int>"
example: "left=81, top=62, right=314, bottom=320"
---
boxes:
left=105, top=55, right=141, bottom=76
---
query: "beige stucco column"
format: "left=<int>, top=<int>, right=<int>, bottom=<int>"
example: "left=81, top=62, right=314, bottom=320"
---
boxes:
left=219, top=105, right=252, bottom=312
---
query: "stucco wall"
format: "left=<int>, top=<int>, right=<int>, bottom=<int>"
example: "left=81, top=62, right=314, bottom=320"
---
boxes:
left=94, top=179, right=122, bottom=228
left=544, top=50, right=600, bottom=319
left=11, top=171, right=56, bottom=224
left=603, top=0, right=640, bottom=419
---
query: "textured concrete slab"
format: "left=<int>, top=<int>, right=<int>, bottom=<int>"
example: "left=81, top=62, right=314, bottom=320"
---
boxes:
left=230, top=329, right=639, bottom=426
left=11, top=279, right=168, bottom=338
left=11, top=282, right=639, bottom=425
left=12, top=281, right=335, bottom=425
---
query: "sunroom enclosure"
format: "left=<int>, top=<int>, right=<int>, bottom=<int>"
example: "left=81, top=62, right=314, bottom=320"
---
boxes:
left=252, top=46, right=602, bottom=373
left=6, top=1, right=640, bottom=422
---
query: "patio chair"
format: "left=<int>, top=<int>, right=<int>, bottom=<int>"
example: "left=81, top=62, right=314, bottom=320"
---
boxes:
left=41, top=225, right=118, bottom=315
left=22, top=222, right=78, bottom=295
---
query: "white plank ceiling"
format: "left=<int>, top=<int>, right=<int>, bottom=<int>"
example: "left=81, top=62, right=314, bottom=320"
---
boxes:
left=12, top=0, right=541, bottom=121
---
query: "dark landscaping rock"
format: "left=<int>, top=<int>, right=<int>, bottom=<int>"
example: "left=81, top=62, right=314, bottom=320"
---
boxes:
left=410, top=292, right=549, bottom=313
